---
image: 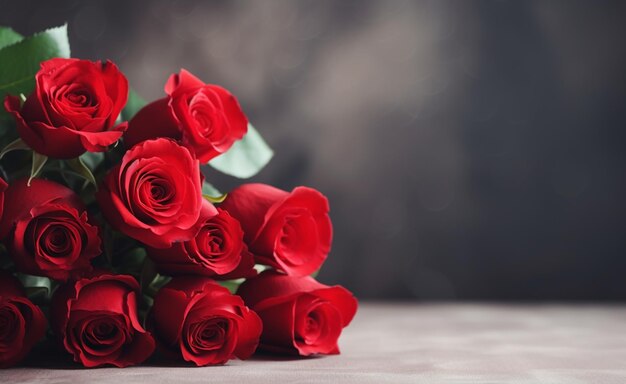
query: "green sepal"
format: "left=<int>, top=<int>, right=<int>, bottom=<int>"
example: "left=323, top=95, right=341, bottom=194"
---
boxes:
left=66, top=156, right=98, bottom=189
left=28, top=152, right=48, bottom=185
left=0, top=137, right=30, bottom=159
left=79, top=151, right=105, bottom=171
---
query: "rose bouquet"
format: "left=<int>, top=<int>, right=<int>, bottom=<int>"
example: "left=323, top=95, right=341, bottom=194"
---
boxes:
left=0, top=25, right=357, bottom=368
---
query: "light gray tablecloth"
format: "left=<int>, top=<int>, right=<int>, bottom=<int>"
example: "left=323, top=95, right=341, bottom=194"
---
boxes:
left=3, top=303, right=626, bottom=383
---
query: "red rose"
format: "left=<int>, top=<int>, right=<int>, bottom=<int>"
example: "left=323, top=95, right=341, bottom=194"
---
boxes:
left=150, top=277, right=262, bottom=366
left=50, top=273, right=155, bottom=367
left=237, top=271, right=357, bottom=356
left=0, top=177, right=6, bottom=218
left=0, top=271, right=47, bottom=368
left=220, top=184, right=332, bottom=276
left=0, top=178, right=101, bottom=281
left=96, top=138, right=217, bottom=248
left=147, top=208, right=255, bottom=279
left=4, top=58, right=128, bottom=159
left=124, top=69, right=247, bottom=163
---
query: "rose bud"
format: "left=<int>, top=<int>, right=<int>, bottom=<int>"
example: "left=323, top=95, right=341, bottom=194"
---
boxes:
left=237, top=271, right=357, bottom=356
left=4, top=58, right=128, bottom=159
left=96, top=138, right=217, bottom=249
left=0, top=178, right=101, bottom=282
left=150, top=277, right=262, bottom=366
left=124, top=69, right=247, bottom=163
left=220, top=183, right=332, bottom=276
left=147, top=208, right=255, bottom=279
left=0, top=271, right=47, bottom=368
left=50, top=273, right=155, bottom=368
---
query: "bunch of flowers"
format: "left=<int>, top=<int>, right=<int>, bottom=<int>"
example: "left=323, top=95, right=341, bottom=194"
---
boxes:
left=0, top=25, right=357, bottom=368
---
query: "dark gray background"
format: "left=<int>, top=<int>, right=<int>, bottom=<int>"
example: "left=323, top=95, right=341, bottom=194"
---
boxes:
left=2, top=0, right=626, bottom=300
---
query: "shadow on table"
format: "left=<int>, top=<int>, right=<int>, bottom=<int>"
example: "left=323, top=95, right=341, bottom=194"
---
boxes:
left=18, top=339, right=321, bottom=369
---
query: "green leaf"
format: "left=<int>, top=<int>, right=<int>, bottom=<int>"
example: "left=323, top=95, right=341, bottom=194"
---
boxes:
left=0, top=24, right=70, bottom=117
left=141, top=294, right=154, bottom=309
left=16, top=273, right=52, bottom=292
left=121, top=88, right=147, bottom=121
left=66, top=156, right=98, bottom=188
left=0, top=137, right=30, bottom=159
left=208, top=123, right=273, bottom=179
left=16, top=274, right=53, bottom=305
left=150, top=274, right=171, bottom=292
left=25, top=286, right=49, bottom=302
left=218, top=279, right=244, bottom=294
left=126, top=247, right=147, bottom=264
left=202, top=180, right=222, bottom=196
left=0, top=27, right=23, bottom=50
left=28, top=152, right=48, bottom=185
left=201, top=181, right=227, bottom=203
left=79, top=151, right=105, bottom=171
left=115, top=246, right=147, bottom=271
left=144, top=273, right=172, bottom=297
left=140, top=257, right=158, bottom=292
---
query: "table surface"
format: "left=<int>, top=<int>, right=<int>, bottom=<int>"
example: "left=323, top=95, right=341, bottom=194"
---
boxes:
left=3, top=303, right=626, bottom=384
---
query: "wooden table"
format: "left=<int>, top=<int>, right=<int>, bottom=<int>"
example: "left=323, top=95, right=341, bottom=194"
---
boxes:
left=3, top=303, right=626, bottom=383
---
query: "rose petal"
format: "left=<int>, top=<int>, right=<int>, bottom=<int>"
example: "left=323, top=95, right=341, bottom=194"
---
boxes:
left=124, top=98, right=181, bottom=149
left=238, top=271, right=357, bottom=327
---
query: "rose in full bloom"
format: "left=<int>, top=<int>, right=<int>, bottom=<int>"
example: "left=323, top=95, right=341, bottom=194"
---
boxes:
left=0, top=178, right=101, bottom=282
left=150, top=277, right=262, bottom=366
left=220, top=184, right=332, bottom=276
left=96, top=138, right=217, bottom=248
left=4, top=58, right=128, bottom=159
left=0, top=271, right=47, bottom=368
left=124, top=69, right=248, bottom=163
left=50, top=273, right=155, bottom=368
left=237, top=271, right=357, bottom=356
left=147, top=208, right=255, bottom=279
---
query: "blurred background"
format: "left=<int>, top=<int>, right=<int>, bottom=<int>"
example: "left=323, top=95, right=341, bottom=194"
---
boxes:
left=2, top=0, right=625, bottom=301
